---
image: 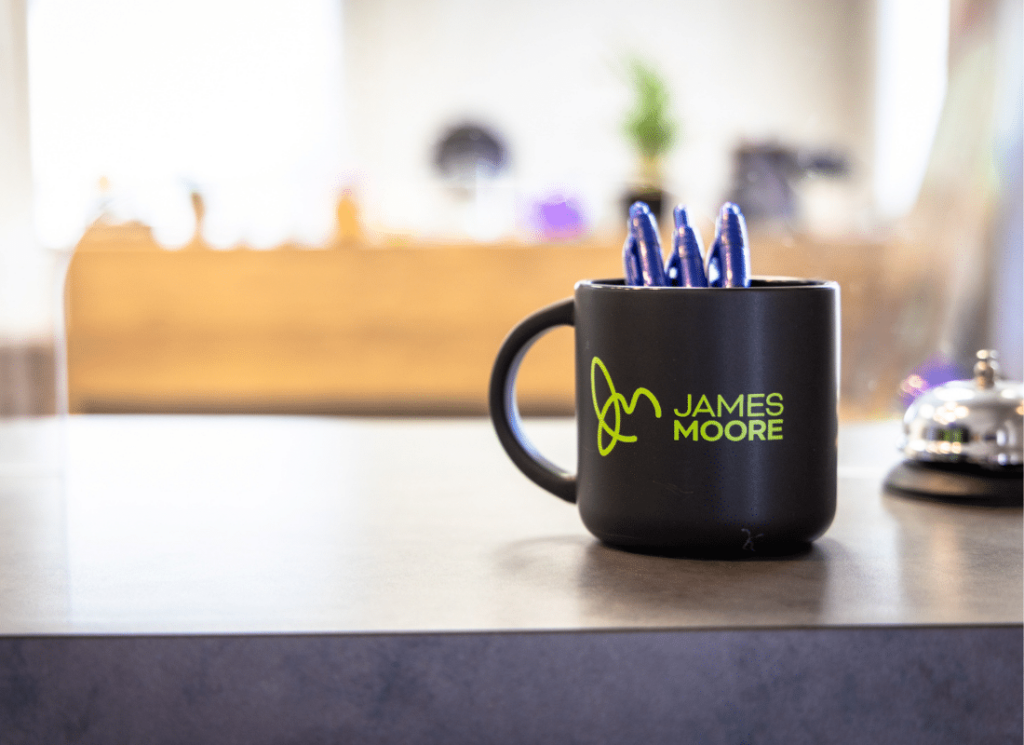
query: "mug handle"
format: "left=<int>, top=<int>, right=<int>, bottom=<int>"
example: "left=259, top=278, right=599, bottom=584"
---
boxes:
left=488, top=298, right=576, bottom=504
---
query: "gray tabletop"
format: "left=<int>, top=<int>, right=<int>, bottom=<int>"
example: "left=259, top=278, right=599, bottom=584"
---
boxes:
left=0, top=415, right=1020, bottom=635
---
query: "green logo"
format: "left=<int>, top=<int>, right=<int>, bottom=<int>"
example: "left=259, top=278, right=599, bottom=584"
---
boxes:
left=591, top=356, right=662, bottom=456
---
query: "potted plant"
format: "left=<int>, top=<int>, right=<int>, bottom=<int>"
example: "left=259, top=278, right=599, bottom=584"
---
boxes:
left=622, top=58, right=678, bottom=221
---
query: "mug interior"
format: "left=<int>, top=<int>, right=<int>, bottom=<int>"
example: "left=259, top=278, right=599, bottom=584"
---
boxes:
left=580, top=277, right=833, bottom=289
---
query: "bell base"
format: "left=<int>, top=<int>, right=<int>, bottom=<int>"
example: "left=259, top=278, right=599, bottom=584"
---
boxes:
left=883, top=460, right=1022, bottom=506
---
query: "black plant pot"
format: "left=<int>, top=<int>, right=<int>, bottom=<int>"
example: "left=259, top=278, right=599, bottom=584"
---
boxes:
left=621, top=188, right=666, bottom=223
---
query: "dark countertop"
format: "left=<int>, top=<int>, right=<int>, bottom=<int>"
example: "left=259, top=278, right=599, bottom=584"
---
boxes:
left=0, top=416, right=1019, bottom=743
left=2, top=415, right=1019, bottom=635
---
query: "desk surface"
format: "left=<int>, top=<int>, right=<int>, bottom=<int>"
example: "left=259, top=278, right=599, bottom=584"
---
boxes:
left=0, top=415, right=1020, bottom=635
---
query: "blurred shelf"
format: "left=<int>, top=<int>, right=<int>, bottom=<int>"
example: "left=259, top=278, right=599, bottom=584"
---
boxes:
left=67, top=227, right=898, bottom=416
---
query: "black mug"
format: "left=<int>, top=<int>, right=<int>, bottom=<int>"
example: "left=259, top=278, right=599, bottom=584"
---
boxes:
left=489, top=278, right=840, bottom=556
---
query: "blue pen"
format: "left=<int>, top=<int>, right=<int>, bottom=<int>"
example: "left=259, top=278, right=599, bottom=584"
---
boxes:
left=628, top=201, right=667, bottom=286
left=706, top=202, right=750, bottom=288
left=666, top=205, right=708, bottom=287
left=622, top=225, right=642, bottom=286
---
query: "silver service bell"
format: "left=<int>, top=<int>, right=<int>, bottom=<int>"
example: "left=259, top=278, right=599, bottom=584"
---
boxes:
left=885, top=350, right=1023, bottom=505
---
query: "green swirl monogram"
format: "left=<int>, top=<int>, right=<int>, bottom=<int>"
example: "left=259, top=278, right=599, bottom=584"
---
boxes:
left=591, top=356, right=662, bottom=456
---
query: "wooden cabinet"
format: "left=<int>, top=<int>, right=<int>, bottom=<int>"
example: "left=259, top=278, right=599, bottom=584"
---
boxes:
left=67, top=227, right=892, bottom=416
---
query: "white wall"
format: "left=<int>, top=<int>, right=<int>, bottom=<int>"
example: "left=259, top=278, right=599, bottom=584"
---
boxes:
left=345, top=0, right=876, bottom=240
left=873, top=0, right=949, bottom=220
left=0, top=0, right=57, bottom=339
left=29, top=0, right=346, bottom=249
left=0, top=0, right=32, bottom=251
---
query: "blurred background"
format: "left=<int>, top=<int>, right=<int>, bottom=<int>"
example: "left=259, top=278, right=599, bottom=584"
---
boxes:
left=3, top=0, right=1021, bottom=418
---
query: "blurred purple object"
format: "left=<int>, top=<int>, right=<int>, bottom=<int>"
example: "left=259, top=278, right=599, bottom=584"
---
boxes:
left=535, top=194, right=585, bottom=240
left=898, top=355, right=969, bottom=408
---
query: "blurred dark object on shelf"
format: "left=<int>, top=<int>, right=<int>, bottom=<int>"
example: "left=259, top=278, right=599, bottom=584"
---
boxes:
left=726, top=142, right=849, bottom=224
left=433, top=123, right=508, bottom=197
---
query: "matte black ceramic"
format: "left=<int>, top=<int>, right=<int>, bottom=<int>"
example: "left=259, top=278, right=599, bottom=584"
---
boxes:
left=489, top=278, right=840, bottom=556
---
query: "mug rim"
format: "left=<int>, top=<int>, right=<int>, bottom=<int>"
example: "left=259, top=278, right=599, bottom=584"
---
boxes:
left=576, top=277, right=838, bottom=291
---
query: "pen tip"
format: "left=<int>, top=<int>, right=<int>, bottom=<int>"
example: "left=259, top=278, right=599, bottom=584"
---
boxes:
left=673, top=204, right=691, bottom=229
left=629, top=201, right=652, bottom=219
left=718, top=203, right=748, bottom=236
